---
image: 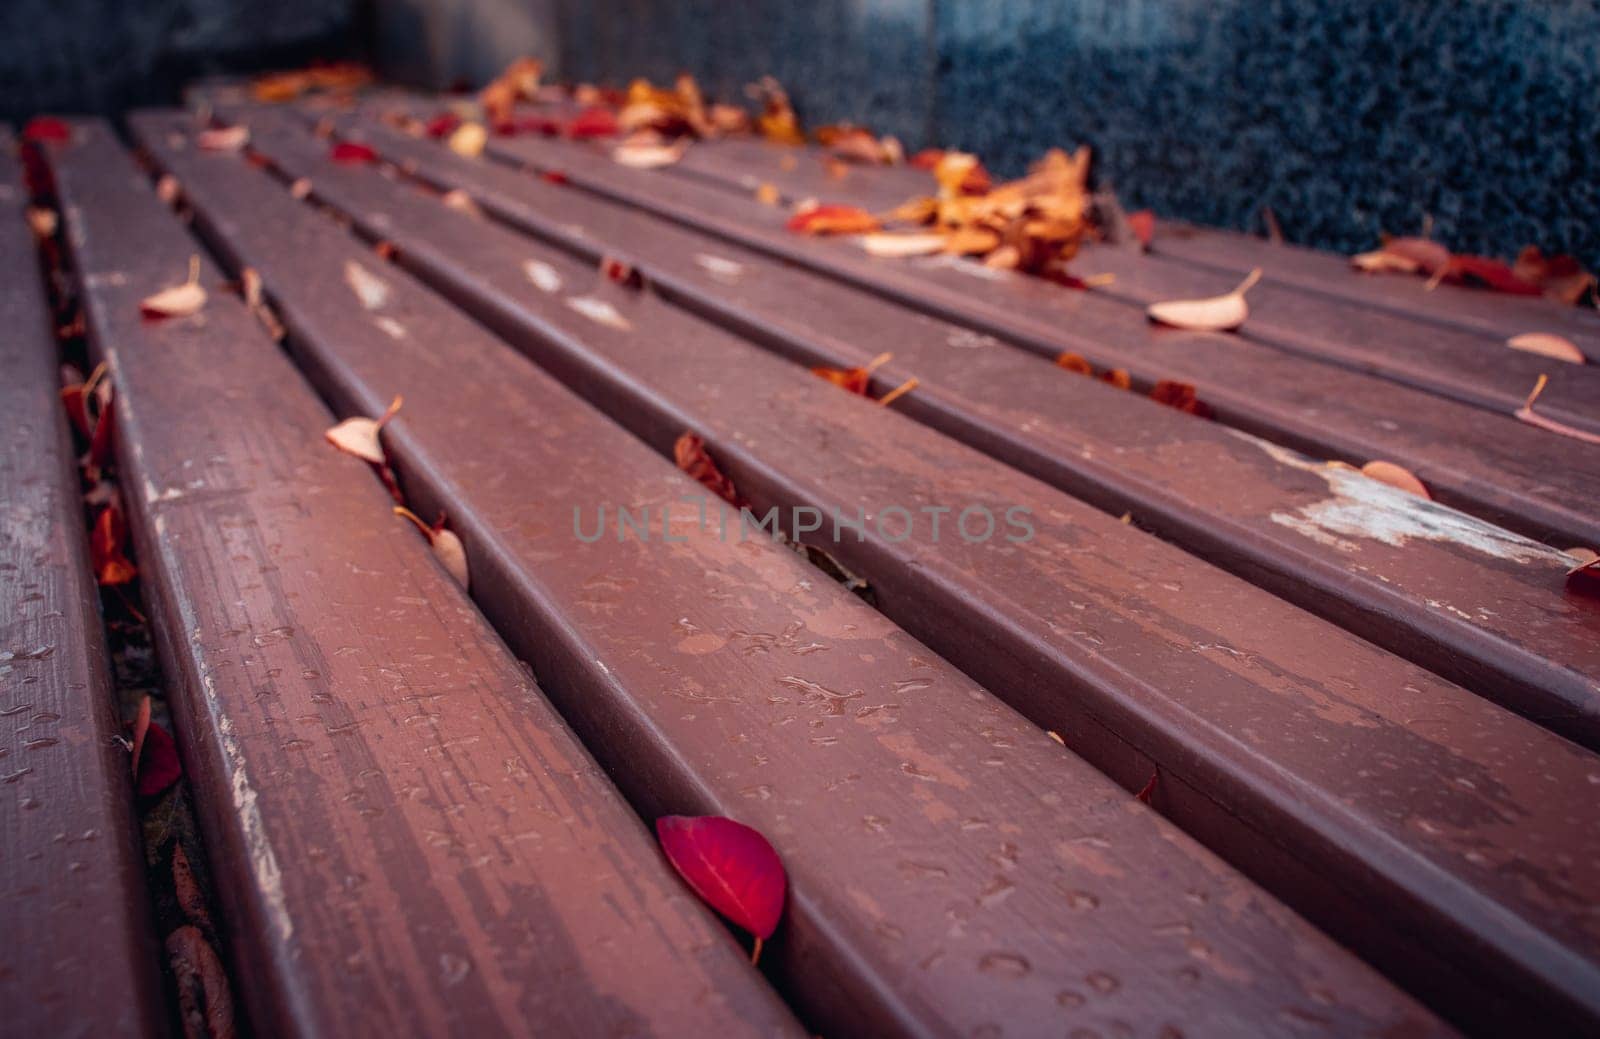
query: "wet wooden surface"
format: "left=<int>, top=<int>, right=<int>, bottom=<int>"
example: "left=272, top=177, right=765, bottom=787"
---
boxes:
left=128, top=108, right=1457, bottom=1039
left=0, top=126, right=166, bottom=1038
left=302, top=112, right=1600, bottom=752
left=43, top=119, right=802, bottom=1039
left=191, top=105, right=1600, bottom=1034
left=419, top=105, right=1600, bottom=552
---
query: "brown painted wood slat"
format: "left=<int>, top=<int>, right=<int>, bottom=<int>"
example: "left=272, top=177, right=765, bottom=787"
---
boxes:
left=42, top=119, right=802, bottom=1039
left=0, top=127, right=166, bottom=1038
left=1150, top=221, right=1600, bottom=362
left=216, top=106, right=1600, bottom=1034
left=408, top=106, right=1600, bottom=551
left=130, top=108, right=1451, bottom=1039
left=314, top=112, right=1600, bottom=752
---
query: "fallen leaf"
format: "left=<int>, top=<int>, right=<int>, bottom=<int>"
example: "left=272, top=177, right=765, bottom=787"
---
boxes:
left=441, top=189, right=482, bottom=218
left=447, top=122, right=488, bottom=158
left=1126, top=209, right=1155, bottom=249
left=1148, top=379, right=1212, bottom=418
left=612, top=137, right=688, bottom=169
left=156, top=174, right=182, bottom=205
left=1360, top=460, right=1430, bottom=499
left=674, top=432, right=742, bottom=507
left=540, top=170, right=569, bottom=185
left=1146, top=268, right=1261, bottom=332
left=425, top=112, right=462, bottom=139
left=171, top=844, right=211, bottom=930
left=394, top=507, right=469, bottom=589
left=26, top=206, right=57, bottom=238
left=908, top=149, right=944, bottom=170
left=1436, top=254, right=1542, bottom=296
left=60, top=382, right=91, bottom=439
left=752, top=77, right=804, bottom=146
left=656, top=815, right=786, bottom=961
left=344, top=260, right=390, bottom=310
left=140, top=255, right=207, bottom=319
left=22, top=116, right=71, bottom=143
left=136, top=717, right=182, bottom=798
left=813, top=352, right=891, bottom=395
left=129, top=695, right=153, bottom=778
left=600, top=255, right=643, bottom=289
left=1514, top=246, right=1597, bottom=306
left=1098, top=369, right=1131, bottom=391
left=197, top=125, right=250, bottom=152
left=166, top=925, right=234, bottom=1039
left=87, top=396, right=117, bottom=472
left=1567, top=548, right=1600, bottom=596
left=858, top=232, right=947, bottom=258
left=330, top=140, right=379, bottom=164
left=524, top=259, right=562, bottom=293
left=786, top=204, right=880, bottom=236
left=289, top=177, right=313, bottom=199
left=1055, top=352, right=1093, bottom=375
left=1507, top=333, right=1584, bottom=365
left=324, top=395, right=402, bottom=464
left=1516, top=374, right=1600, bottom=444
left=238, top=267, right=263, bottom=309
left=754, top=182, right=780, bottom=206
left=566, top=296, right=632, bottom=330
left=1135, top=772, right=1159, bottom=805
left=566, top=107, right=620, bottom=139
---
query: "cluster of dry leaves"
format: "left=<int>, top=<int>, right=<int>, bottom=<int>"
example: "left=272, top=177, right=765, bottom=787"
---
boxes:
left=1352, top=233, right=1597, bottom=308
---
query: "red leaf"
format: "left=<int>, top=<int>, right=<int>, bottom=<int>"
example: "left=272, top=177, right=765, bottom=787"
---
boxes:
left=656, top=815, right=786, bottom=942
left=136, top=719, right=182, bottom=797
left=425, top=113, right=461, bottom=138
left=908, top=148, right=945, bottom=170
left=1441, top=255, right=1542, bottom=296
left=1127, top=209, right=1155, bottom=249
left=331, top=141, right=379, bottom=164
left=674, top=433, right=743, bottom=508
left=600, top=255, right=643, bottom=288
left=60, top=383, right=91, bottom=439
left=23, top=116, right=71, bottom=143
left=1148, top=379, right=1212, bottom=418
left=785, top=204, right=881, bottom=236
left=540, top=170, right=570, bottom=185
left=87, top=396, right=117, bottom=470
left=91, top=504, right=137, bottom=586
left=566, top=106, right=620, bottom=139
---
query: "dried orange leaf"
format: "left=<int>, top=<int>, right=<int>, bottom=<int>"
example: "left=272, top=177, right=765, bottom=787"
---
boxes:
left=325, top=395, right=402, bottom=464
left=674, top=432, right=742, bottom=506
left=394, top=507, right=469, bottom=589
left=440, top=188, right=482, bottom=218
left=91, top=503, right=137, bottom=585
left=1146, top=268, right=1261, bottom=332
left=26, top=206, right=57, bottom=238
left=1360, top=460, right=1430, bottom=499
left=1506, top=333, right=1584, bottom=365
left=523, top=259, right=562, bottom=293
left=129, top=695, right=153, bottom=778
left=754, top=182, right=780, bottom=206
left=858, top=232, right=947, bottom=258
left=140, top=255, right=207, bottom=318
left=448, top=122, right=487, bottom=158
left=197, top=125, right=249, bottom=152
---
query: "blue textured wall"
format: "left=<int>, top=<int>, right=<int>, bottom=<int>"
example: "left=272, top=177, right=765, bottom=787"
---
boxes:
left=552, top=0, right=1600, bottom=271
left=0, top=0, right=359, bottom=122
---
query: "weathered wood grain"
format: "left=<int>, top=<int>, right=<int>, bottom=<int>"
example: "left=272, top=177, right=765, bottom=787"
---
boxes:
left=217, top=106, right=1600, bottom=1034
left=45, top=118, right=801, bottom=1039
left=132, top=107, right=1451, bottom=1039
left=0, top=126, right=166, bottom=1039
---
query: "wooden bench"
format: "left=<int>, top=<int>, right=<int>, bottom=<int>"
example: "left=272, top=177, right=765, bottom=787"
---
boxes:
left=39, top=119, right=800, bottom=1037
left=129, top=107, right=1447, bottom=1038
left=0, top=126, right=166, bottom=1038
left=396, top=100, right=1599, bottom=551
left=165, top=103, right=1600, bottom=1033
left=290, top=110, right=1600, bottom=753
left=8, top=90, right=1599, bottom=1037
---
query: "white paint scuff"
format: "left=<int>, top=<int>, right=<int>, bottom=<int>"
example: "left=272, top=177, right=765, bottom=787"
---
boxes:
left=1240, top=433, right=1568, bottom=565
